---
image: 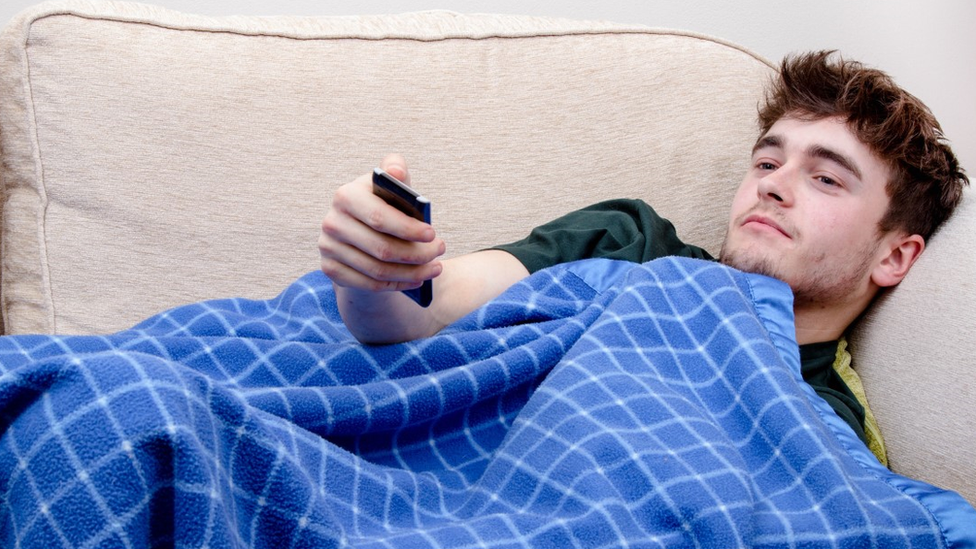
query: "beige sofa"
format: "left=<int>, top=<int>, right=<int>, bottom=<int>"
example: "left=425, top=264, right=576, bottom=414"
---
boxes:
left=0, top=0, right=972, bottom=508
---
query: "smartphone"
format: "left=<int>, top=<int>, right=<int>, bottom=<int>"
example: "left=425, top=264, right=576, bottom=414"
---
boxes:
left=372, top=168, right=433, bottom=307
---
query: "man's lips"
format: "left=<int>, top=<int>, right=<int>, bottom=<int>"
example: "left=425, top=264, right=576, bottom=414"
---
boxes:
left=742, top=214, right=792, bottom=238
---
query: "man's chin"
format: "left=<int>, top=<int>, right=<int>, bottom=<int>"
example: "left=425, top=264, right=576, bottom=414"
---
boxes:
left=718, top=249, right=782, bottom=280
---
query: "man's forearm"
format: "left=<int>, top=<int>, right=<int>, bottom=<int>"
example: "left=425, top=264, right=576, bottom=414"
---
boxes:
left=336, top=250, right=530, bottom=345
left=336, top=285, right=443, bottom=344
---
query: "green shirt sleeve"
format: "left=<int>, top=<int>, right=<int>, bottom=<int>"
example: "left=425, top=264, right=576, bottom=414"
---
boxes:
left=492, top=198, right=713, bottom=273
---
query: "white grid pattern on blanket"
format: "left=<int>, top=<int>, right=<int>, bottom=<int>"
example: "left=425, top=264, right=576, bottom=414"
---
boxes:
left=0, top=258, right=970, bottom=548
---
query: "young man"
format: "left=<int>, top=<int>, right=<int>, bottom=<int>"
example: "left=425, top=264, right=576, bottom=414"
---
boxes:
left=319, top=51, right=968, bottom=448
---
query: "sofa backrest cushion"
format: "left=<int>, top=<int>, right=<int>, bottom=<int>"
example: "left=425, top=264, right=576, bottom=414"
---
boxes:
left=0, top=3, right=770, bottom=334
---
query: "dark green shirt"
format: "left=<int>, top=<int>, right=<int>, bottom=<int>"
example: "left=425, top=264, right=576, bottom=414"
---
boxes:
left=494, top=198, right=868, bottom=444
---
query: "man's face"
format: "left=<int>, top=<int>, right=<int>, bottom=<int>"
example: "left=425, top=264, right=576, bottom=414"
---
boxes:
left=719, top=116, right=893, bottom=307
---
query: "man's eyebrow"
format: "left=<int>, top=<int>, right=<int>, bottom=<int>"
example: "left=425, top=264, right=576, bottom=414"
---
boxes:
left=752, top=133, right=863, bottom=181
left=752, top=134, right=782, bottom=154
left=808, top=145, right=863, bottom=180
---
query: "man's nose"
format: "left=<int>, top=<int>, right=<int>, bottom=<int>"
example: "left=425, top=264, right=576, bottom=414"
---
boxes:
left=757, top=166, right=795, bottom=206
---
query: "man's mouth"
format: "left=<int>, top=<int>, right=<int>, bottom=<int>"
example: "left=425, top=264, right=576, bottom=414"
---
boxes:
left=742, top=214, right=792, bottom=239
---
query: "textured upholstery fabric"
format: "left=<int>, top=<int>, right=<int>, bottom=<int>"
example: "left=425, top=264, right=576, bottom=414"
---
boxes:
left=0, top=2, right=769, bottom=335
left=0, top=0, right=972, bottom=507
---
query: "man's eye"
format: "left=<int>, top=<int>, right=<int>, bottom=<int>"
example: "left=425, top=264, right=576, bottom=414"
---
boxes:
left=818, top=176, right=838, bottom=186
left=758, top=162, right=776, bottom=170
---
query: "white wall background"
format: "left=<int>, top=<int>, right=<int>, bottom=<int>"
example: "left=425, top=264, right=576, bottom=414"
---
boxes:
left=3, top=0, right=975, bottom=173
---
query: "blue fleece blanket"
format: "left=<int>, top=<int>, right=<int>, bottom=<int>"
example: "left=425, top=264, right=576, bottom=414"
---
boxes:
left=0, top=257, right=973, bottom=548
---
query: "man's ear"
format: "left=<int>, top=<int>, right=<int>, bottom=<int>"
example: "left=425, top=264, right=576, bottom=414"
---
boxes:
left=872, top=233, right=925, bottom=288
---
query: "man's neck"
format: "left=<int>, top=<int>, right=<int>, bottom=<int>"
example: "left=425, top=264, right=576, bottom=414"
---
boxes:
left=793, top=299, right=868, bottom=345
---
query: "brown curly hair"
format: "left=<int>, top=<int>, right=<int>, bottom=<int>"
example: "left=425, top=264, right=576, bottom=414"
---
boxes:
left=757, top=50, right=968, bottom=240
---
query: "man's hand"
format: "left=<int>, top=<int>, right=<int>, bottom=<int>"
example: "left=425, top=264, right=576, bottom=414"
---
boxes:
left=320, top=155, right=530, bottom=345
left=319, top=154, right=445, bottom=296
